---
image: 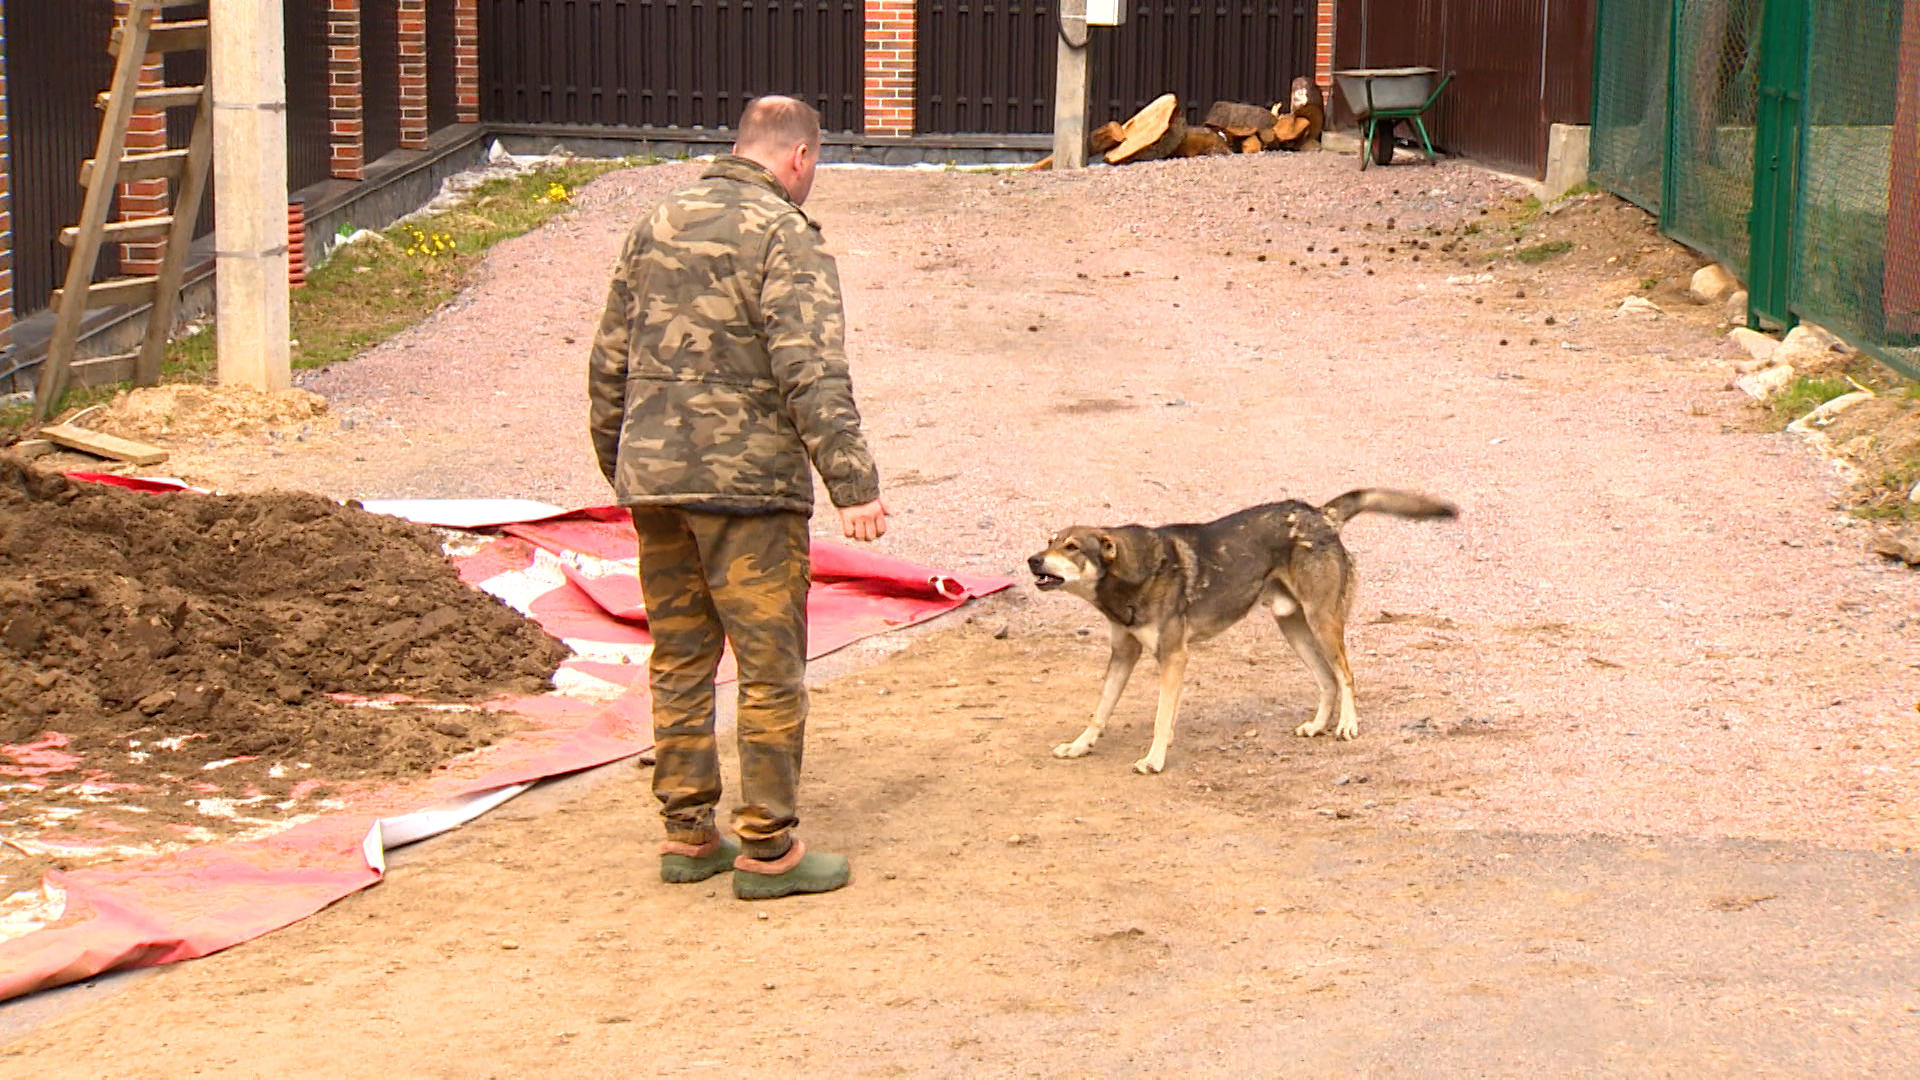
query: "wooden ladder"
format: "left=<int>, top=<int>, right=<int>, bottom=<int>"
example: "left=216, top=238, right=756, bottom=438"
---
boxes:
left=33, top=0, right=213, bottom=421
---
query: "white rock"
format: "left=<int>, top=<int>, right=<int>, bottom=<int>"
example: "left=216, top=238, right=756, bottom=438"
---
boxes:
left=487, top=139, right=512, bottom=163
left=1728, top=327, right=1780, bottom=364
left=1723, top=289, right=1749, bottom=324
left=1910, top=479, right=1920, bottom=503
left=1687, top=264, right=1741, bottom=304
left=1775, top=324, right=1847, bottom=370
left=1618, top=296, right=1663, bottom=317
left=1735, top=364, right=1796, bottom=400
left=1787, top=390, right=1875, bottom=433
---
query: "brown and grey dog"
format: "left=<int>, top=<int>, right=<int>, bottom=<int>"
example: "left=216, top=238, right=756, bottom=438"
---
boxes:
left=1027, top=490, right=1457, bottom=774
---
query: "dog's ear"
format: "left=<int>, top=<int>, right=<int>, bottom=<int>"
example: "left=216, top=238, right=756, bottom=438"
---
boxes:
left=1096, top=527, right=1159, bottom=586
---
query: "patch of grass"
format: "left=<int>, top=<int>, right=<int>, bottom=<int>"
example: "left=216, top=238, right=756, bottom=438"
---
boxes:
left=1768, top=374, right=1854, bottom=427
left=1513, top=239, right=1574, bottom=264
left=1640, top=276, right=1662, bottom=291
left=156, top=157, right=647, bottom=381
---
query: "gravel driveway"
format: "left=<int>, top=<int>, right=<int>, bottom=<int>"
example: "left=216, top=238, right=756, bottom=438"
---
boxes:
left=11, top=150, right=1916, bottom=1074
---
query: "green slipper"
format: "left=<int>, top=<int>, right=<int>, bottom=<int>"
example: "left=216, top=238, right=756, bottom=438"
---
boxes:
left=732, top=839, right=850, bottom=900
left=659, top=835, right=741, bottom=884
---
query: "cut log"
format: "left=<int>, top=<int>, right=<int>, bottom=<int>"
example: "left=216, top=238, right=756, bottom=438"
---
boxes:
left=1203, top=100, right=1278, bottom=134
left=1239, top=135, right=1263, bottom=154
left=1105, top=94, right=1179, bottom=164
left=1088, top=121, right=1127, bottom=155
left=1223, top=124, right=1260, bottom=139
left=1028, top=155, right=1054, bottom=171
left=39, top=423, right=169, bottom=465
left=1270, top=115, right=1311, bottom=145
left=1277, top=104, right=1325, bottom=150
left=1128, top=116, right=1189, bottom=164
left=1173, top=128, right=1232, bottom=157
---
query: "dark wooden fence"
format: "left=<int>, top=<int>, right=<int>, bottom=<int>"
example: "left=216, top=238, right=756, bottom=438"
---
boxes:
left=362, top=0, right=404, bottom=162
left=478, top=0, right=865, bottom=132
left=915, top=0, right=1319, bottom=135
left=428, top=0, right=461, bottom=131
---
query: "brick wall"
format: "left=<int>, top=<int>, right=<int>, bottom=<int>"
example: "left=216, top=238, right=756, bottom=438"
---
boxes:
left=398, top=0, right=426, bottom=148
left=454, top=0, right=478, bottom=123
left=864, top=0, right=914, bottom=136
left=1317, top=0, right=1334, bottom=91
left=328, top=0, right=364, bottom=179
left=0, top=0, right=11, bottom=347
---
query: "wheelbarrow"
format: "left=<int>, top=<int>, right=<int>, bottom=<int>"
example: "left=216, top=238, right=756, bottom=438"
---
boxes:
left=1333, top=67, right=1454, bottom=170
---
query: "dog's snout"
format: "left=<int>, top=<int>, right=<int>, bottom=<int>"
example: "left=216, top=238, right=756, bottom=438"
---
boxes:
left=1026, top=553, right=1046, bottom=573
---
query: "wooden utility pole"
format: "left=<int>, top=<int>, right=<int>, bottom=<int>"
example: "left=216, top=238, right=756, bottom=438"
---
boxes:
left=209, top=0, right=291, bottom=391
left=1052, top=0, right=1091, bottom=169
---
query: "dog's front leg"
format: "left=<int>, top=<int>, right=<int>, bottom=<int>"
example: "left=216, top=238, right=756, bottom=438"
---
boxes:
left=1134, top=641, right=1189, bottom=775
left=1055, top=624, right=1141, bottom=759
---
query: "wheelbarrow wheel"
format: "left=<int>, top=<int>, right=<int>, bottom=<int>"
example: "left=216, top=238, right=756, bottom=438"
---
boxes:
left=1372, top=121, right=1398, bottom=167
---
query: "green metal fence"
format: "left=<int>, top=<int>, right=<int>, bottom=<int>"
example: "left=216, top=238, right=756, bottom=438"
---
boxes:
left=1591, top=0, right=1920, bottom=380
left=1662, top=0, right=1763, bottom=275
left=1589, top=0, right=1670, bottom=212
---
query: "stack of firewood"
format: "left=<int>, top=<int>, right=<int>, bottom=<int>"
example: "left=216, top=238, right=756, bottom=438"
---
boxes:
left=1035, top=78, right=1326, bottom=169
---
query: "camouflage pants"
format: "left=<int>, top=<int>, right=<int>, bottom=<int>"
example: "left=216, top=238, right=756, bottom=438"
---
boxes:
left=632, top=507, right=810, bottom=859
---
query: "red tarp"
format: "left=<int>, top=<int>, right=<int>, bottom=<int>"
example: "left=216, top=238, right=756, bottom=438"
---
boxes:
left=0, top=491, right=1011, bottom=1003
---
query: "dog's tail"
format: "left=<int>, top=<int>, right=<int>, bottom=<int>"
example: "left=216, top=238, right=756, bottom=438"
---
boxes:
left=1320, top=489, right=1459, bottom=529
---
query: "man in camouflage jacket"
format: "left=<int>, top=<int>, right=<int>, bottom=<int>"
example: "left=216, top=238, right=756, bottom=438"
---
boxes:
left=588, top=96, right=887, bottom=900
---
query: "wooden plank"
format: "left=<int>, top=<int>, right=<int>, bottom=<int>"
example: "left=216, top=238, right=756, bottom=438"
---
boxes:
left=51, top=276, right=159, bottom=311
left=40, top=423, right=169, bottom=466
left=110, top=19, right=209, bottom=57
left=61, top=216, right=174, bottom=248
left=68, top=352, right=142, bottom=391
left=95, top=86, right=206, bottom=112
left=80, top=148, right=191, bottom=188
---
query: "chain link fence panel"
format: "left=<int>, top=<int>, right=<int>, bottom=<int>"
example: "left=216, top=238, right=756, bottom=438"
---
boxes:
left=1589, top=0, right=1671, bottom=212
left=1794, top=0, right=1920, bottom=379
left=1661, top=0, right=1763, bottom=276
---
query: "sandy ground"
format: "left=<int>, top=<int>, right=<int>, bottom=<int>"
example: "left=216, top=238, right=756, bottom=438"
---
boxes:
left=4, top=150, right=1919, bottom=1074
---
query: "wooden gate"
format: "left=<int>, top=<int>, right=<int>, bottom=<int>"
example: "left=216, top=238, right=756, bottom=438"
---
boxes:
left=915, top=0, right=1319, bottom=135
left=478, top=0, right=865, bottom=133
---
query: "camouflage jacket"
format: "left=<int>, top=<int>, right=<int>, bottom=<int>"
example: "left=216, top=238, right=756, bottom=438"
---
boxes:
left=588, top=155, right=880, bottom=515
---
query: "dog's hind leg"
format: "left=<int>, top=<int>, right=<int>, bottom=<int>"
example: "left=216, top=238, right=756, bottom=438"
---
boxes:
left=1305, top=602, right=1361, bottom=740
left=1277, top=610, right=1341, bottom=738
left=1134, top=637, right=1190, bottom=774
left=1055, top=624, right=1142, bottom=760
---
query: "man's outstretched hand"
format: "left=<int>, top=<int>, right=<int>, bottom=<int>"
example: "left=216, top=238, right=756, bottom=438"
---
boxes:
left=838, top=498, right=889, bottom=542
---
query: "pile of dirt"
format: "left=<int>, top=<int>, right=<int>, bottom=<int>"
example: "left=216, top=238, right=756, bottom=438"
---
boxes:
left=86, top=384, right=335, bottom=443
left=0, top=453, right=572, bottom=775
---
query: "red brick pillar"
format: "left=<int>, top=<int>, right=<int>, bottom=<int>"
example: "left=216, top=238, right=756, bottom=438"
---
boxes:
left=1316, top=0, right=1335, bottom=94
left=454, top=0, right=478, bottom=124
left=863, top=0, right=915, bottom=137
left=398, top=0, right=427, bottom=148
left=328, top=0, right=365, bottom=179
left=116, top=2, right=170, bottom=277
left=0, top=0, right=13, bottom=349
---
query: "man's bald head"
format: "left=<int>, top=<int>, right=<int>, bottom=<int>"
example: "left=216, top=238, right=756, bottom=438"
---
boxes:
left=733, top=96, right=824, bottom=204
left=735, top=96, right=821, bottom=156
